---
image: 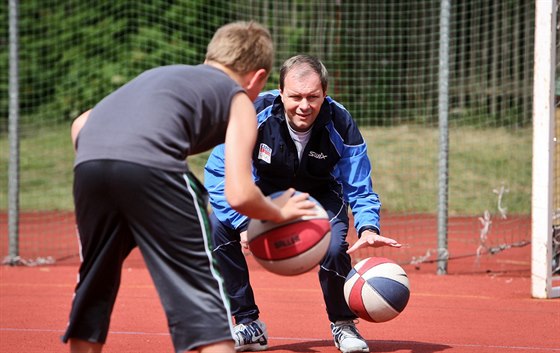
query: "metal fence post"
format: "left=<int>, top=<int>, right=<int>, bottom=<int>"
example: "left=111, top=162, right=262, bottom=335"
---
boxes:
left=437, top=0, right=451, bottom=275
left=7, top=0, right=20, bottom=265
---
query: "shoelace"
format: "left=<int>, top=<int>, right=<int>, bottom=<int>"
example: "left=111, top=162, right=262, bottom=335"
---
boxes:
left=332, top=321, right=361, bottom=339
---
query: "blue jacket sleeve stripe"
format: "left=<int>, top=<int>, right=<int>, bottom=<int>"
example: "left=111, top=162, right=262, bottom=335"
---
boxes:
left=327, top=123, right=381, bottom=235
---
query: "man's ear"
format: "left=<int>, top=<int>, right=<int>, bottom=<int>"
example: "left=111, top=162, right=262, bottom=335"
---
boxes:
left=278, top=85, right=284, bottom=103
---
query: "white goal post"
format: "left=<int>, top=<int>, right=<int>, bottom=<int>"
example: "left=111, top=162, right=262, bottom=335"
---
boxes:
left=531, top=0, right=559, bottom=299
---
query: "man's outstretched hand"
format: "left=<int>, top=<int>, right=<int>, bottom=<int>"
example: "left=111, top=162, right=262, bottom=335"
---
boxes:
left=347, top=230, right=402, bottom=254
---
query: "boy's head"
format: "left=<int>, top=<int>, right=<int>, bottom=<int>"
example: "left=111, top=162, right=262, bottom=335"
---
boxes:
left=206, top=21, right=274, bottom=75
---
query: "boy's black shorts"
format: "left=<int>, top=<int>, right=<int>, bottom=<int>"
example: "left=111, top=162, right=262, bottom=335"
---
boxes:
left=63, top=160, right=233, bottom=352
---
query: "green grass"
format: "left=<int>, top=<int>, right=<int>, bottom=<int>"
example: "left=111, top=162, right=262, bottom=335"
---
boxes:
left=0, top=124, right=532, bottom=215
left=364, top=125, right=532, bottom=214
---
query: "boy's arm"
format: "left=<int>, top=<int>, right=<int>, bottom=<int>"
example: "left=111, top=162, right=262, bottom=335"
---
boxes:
left=71, top=109, right=91, bottom=152
left=224, top=92, right=315, bottom=222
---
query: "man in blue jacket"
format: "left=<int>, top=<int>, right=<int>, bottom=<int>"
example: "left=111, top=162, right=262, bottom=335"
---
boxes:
left=204, top=55, right=401, bottom=353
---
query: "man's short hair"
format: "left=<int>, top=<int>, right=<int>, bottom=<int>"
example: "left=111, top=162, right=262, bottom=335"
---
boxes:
left=279, top=55, right=329, bottom=92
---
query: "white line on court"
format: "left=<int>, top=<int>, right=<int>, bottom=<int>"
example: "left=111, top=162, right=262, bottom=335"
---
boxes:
left=1, top=328, right=559, bottom=351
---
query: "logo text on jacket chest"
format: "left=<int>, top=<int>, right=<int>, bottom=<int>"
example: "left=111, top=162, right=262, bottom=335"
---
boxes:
left=308, top=151, right=327, bottom=160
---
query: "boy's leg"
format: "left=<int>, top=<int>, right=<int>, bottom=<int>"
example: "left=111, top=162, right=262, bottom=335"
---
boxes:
left=69, top=339, right=103, bottom=353
left=195, top=340, right=235, bottom=353
left=117, top=167, right=234, bottom=352
left=63, top=161, right=136, bottom=346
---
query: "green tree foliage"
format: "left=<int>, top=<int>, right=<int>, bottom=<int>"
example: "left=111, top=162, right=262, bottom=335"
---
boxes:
left=0, top=0, right=232, bottom=127
left=1, top=1, right=534, bottom=128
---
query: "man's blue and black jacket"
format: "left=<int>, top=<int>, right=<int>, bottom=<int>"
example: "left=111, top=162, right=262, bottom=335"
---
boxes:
left=204, top=90, right=381, bottom=236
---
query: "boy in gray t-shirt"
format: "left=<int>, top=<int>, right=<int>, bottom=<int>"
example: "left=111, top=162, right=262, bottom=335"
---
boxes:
left=63, top=21, right=317, bottom=353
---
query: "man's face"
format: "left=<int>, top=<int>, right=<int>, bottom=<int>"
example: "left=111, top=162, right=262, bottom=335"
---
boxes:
left=280, top=68, right=326, bottom=132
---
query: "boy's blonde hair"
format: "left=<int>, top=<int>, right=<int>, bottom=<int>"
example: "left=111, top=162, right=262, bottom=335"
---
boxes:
left=206, top=21, right=274, bottom=75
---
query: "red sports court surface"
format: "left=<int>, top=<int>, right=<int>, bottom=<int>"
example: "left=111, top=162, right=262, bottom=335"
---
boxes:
left=1, top=247, right=559, bottom=353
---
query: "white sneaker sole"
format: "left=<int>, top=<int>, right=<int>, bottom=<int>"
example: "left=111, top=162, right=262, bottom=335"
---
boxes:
left=235, top=343, right=268, bottom=352
left=334, top=341, right=370, bottom=353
